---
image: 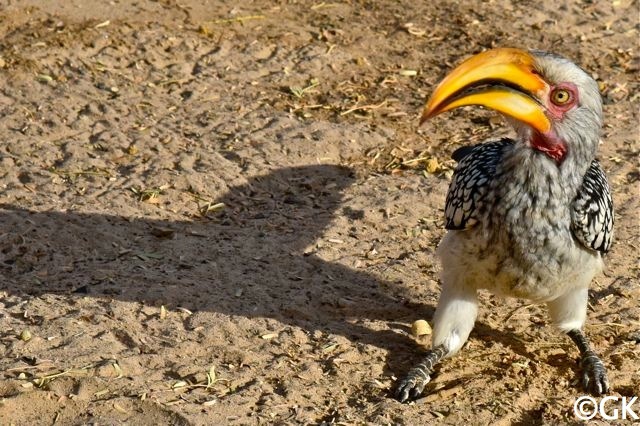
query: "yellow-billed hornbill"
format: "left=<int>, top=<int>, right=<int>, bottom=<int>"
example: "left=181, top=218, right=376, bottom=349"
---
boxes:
left=396, top=48, right=614, bottom=402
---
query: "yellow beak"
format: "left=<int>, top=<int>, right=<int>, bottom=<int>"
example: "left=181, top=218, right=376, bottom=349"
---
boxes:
left=421, top=48, right=551, bottom=133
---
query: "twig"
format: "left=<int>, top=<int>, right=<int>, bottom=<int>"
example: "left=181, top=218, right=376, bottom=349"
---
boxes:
left=402, top=156, right=432, bottom=165
left=340, top=100, right=387, bottom=116
left=209, top=15, right=265, bottom=25
left=504, top=303, right=535, bottom=322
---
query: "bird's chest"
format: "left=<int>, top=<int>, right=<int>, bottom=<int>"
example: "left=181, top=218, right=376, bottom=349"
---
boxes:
left=474, top=182, right=587, bottom=300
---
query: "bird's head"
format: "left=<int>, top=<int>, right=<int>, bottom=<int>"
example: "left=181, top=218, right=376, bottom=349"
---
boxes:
left=422, top=48, right=602, bottom=164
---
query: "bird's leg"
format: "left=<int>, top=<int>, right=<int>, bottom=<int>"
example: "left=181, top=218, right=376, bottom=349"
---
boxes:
left=547, top=287, right=609, bottom=395
left=567, top=329, right=609, bottom=395
left=395, top=275, right=478, bottom=403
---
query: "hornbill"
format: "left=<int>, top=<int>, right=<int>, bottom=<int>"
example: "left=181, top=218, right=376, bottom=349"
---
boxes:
left=395, top=48, right=614, bottom=402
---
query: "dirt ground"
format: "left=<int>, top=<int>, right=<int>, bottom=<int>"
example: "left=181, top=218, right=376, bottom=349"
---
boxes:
left=0, top=0, right=638, bottom=425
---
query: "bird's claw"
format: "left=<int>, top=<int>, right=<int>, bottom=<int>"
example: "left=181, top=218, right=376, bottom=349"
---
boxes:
left=581, top=352, right=609, bottom=395
left=395, top=370, right=431, bottom=403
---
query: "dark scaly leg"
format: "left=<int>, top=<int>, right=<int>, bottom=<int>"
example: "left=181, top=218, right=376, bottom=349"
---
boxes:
left=548, top=288, right=609, bottom=394
left=395, top=271, right=478, bottom=403
left=395, top=345, right=447, bottom=403
left=567, top=329, right=609, bottom=395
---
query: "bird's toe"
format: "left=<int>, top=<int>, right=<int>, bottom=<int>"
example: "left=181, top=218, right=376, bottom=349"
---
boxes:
left=581, top=353, right=609, bottom=395
left=394, top=371, right=431, bottom=403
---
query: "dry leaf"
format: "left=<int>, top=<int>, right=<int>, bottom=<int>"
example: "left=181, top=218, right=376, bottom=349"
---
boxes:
left=425, top=158, right=439, bottom=174
left=20, top=330, right=32, bottom=342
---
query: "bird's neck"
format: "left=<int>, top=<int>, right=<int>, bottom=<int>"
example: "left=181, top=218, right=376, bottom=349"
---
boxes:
left=499, top=142, right=591, bottom=204
left=507, top=120, right=599, bottom=194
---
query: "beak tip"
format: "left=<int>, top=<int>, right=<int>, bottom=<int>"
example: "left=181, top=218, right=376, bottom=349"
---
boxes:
left=419, top=108, right=434, bottom=127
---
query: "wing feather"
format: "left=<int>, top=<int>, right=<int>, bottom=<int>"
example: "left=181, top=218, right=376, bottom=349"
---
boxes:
left=571, top=160, right=614, bottom=253
left=444, top=139, right=512, bottom=230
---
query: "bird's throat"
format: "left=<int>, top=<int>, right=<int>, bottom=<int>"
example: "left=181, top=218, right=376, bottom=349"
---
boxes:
left=530, top=131, right=567, bottom=163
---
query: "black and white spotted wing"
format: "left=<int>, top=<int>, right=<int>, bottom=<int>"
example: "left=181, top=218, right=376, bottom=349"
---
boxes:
left=444, top=139, right=513, bottom=230
left=570, top=160, right=614, bottom=254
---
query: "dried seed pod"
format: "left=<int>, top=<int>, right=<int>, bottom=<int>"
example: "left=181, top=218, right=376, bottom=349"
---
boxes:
left=411, top=320, right=432, bottom=345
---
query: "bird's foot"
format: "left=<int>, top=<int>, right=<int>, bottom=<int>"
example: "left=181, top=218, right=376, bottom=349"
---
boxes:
left=567, top=329, right=610, bottom=395
left=580, top=350, right=609, bottom=395
left=395, top=366, right=431, bottom=403
left=395, top=345, right=447, bottom=403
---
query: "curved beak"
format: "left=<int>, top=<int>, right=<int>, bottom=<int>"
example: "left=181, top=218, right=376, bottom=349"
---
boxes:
left=421, top=48, right=551, bottom=133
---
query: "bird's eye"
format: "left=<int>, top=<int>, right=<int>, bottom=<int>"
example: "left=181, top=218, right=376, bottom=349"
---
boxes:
left=551, top=88, right=572, bottom=105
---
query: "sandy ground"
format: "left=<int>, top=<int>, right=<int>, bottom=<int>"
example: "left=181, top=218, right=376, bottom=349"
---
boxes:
left=0, top=1, right=638, bottom=425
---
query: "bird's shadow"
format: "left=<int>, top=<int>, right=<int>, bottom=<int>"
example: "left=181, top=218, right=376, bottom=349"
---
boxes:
left=0, top=164, right=435, bottom=386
